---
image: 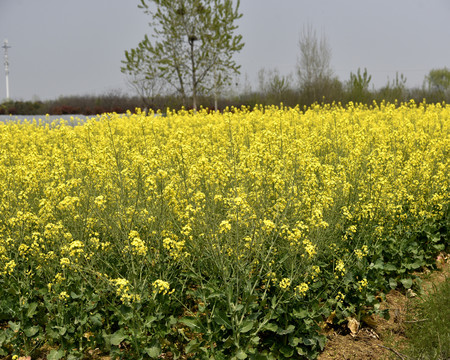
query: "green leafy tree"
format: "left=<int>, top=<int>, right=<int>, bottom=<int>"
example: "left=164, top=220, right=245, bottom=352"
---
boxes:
left=348, top=68, right=372, bottom=103
left=426, top=67, right=450, bottom=92
left=122, top=0, right=244, bottom=110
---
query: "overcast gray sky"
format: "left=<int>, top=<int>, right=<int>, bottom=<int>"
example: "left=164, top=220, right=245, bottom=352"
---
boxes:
left=0, top=0, right=449, bottom=101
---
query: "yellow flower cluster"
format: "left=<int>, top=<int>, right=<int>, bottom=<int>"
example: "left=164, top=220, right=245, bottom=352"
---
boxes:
left=152, top=279, right=173, bottom=295
left=123, top=230, right=147, bottom=256
left=264, top=271, right=277, bottom=288
left=262, top=219, right=276, bottom=233
left=335, top=291, right=345, bottom=302
left=94, top=195, right=106, bottom=209
left=358, top=278, right=368, bottom=292
left=68, top=240, right=84, bottom=258
left=279, top=277, right=291, bottom=289
left=335, top=259, right=346, bottom=278
left=303, top=239, right=317, bottom=258
left=354, top=245, right=369, bottom=260
left=219, top=220, right=232, bottom=234
left=110, top=278, right=141, bottom=304
left=310, top=265, right=321, bottom=280
left=2, top=259, right=16, bottom=275
left=295, top=283, right=309, bottom=297
left=60, top=257, right=71, bottom=268
left=163, top=237, right=187, bottom=260
left=59, top=291, right=70, bottom=301
left=0, top=102, right=448, bottom=313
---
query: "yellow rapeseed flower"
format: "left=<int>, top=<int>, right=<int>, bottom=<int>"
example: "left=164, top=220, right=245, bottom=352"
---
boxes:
left=152, top=279, right=173, bottom=295
left=295, top=283, right=309, bottom=297
left=279, top=277, right=291, bottom=290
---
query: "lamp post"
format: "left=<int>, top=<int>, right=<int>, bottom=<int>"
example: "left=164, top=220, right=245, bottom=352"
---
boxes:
left=2, top=39, right=11, bottom=100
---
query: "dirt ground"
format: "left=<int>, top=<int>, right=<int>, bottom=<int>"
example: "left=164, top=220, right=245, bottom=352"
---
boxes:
left=318, top=254, right=449, bottom=360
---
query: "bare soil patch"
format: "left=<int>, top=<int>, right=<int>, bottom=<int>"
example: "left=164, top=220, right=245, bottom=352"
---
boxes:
left=319, top=254, right=449, bottom=360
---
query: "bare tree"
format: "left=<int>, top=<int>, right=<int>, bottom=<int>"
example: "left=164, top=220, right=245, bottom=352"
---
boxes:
left=268, top=69, right=292, bottom=99
left=122, top=45, right=167, bottom=109
left=258, top=68, right=291, bottom=96
left=296, top=24, right=334, bottom=101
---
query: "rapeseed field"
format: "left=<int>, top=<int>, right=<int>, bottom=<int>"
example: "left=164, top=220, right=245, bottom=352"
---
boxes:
left=0, top=102, right=448, bottom=359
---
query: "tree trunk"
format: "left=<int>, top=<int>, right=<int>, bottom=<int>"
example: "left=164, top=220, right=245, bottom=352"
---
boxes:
left=214, top=65, right=218, bottom=111
left=189, top=38, right=198, bottom=111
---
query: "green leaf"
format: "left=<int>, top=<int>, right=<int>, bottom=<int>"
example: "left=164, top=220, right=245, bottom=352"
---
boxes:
left=405, top=260, right=423, bottom=270
left=47, top=349, right=65, bottom=360
left=168, top=315, right=177, bottom=326
left=145, top=315, right=157, bottom=325
left=185, top=339, right=200, bottom=353
left=26, top=302, right=38, bottom=318
left=400, top=278, right=413, bottom=289
left=145, top=346, right=161, bottom=358
left=430, top=235, right=441, bottom=243
left=239, top=320, right=253, bottom=333
left=119, top=306, right=133, bottom=321
left=389, top=278, right=397, bottom=289
left=250, top=336, right=260, bottom=345
left=372, top=259, right=384, bottom=270
left=277, top=324, right=295, bottom=335
left=67, top=352, right=83, bottom=360
left=90, top=313, right=103, bottom=327
left=206, top=292, right=225, bottom=300
left=317, top=335, right=326, bottom=350
left=262, top=322, right=278, bottom=332
left=271, top=295, right=278, bottom=309
left=198, top=302, right=206, bottom=312
left=293, top=309, right=309, bottom=319
left=213, top=310, right=231, bottom=328
left=8, top=321, right=20, bottom=332
left=110, top=329, right=127, bottom=346
left=47, top=328, right=59, bottom=340
left=311, top=280, right=323, bottom=290
left=279, top=345, right=294, bottom=357
left=0, top=332, right=6, bottom=346
left=236, top=349, right=247, bottom=359
left=180, top=317, right=203, bottom=331
left=303, top=337, right=316, bottom=346
left=55, top=326, right=67, bottom=336
left=70, top=291, right=82, bottom=299
left=384, top=263, right=397, bottom=271
left=24, top=325, right=39, bottom=337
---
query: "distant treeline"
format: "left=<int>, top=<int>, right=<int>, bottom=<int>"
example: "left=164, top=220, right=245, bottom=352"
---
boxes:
left=1, top=85, right=449, bottom=115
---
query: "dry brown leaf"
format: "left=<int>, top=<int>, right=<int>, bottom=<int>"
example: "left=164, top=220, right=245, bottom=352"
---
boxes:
left=347, top=317, right=360, bottom=336
left=326, top=310, right=336, bottom=324
left=362, top=314, right=378, bottom=328
left=406, top=288, right=417, bottom=298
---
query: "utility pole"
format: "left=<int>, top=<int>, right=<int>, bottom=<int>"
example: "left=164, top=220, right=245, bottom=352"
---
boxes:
left=2, top=39, right=11, bottom=100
